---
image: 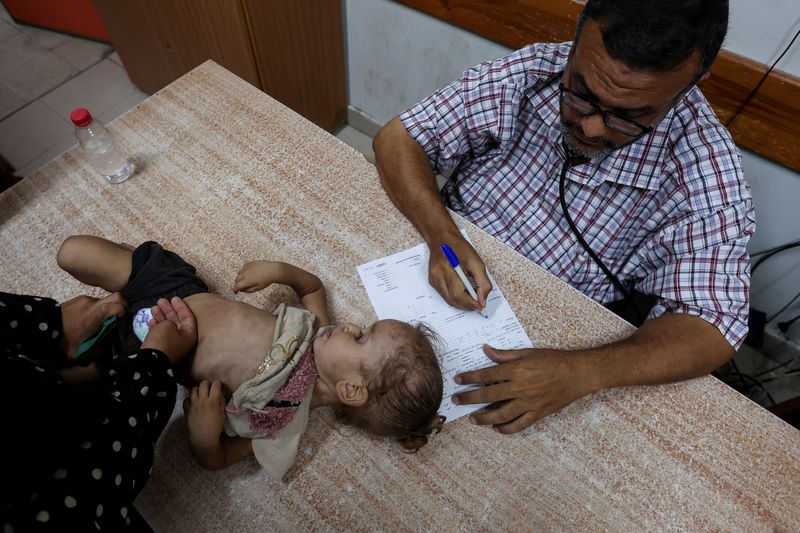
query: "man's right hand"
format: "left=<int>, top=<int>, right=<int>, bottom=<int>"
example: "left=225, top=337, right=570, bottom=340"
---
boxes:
left=142, top=296, right=198, bottom=365
left=429, top=232, right=492, bottom=311
left=373, top=118, right=493, bottom=312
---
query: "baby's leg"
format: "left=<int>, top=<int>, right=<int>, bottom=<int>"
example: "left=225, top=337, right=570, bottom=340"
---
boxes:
left=57, top=235, right=135, bottom=292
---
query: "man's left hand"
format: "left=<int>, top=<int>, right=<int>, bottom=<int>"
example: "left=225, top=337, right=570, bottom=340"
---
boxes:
left=453, top=345, right=599, bottom=434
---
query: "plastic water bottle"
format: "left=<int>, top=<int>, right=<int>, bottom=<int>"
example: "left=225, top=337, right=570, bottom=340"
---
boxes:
left=70, top=107, right=133, bottom=184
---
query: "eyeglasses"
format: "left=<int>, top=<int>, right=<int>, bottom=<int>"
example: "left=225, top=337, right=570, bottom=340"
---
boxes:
left=559, top=83, right=653, bottom=138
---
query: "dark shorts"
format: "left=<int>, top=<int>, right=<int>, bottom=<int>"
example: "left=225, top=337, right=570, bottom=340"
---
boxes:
left=115, top=241, right=208, bottom=355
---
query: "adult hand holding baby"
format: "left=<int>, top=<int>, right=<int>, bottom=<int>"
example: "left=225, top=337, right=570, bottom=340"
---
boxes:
left=142, top=296, right=198, bottom=365
left=2, top=291, right=196, bottom=530
left=60, top=291, right=127, bottom=359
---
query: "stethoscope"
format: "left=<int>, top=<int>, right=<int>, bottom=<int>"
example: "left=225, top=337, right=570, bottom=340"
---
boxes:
left=558, top=146, right=649, bottom=324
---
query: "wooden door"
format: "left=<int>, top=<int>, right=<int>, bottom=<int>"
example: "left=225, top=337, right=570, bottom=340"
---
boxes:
left=92, top=0, right=260, bottom=94
left=244, top=0, right=347, bottom=132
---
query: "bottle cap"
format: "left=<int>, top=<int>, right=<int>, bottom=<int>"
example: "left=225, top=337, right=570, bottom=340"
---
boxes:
left=70, top=108, right=93, bottom=127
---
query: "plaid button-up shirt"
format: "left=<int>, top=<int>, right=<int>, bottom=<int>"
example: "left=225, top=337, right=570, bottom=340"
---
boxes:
left=400, top=42, right=755, bottom=349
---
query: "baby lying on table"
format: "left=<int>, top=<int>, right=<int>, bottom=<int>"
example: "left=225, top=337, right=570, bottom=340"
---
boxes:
left=57, top=235, right=444, bottom=478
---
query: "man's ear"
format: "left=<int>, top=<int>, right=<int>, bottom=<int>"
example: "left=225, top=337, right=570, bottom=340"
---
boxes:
left=335, top=380, right=368, bottom=407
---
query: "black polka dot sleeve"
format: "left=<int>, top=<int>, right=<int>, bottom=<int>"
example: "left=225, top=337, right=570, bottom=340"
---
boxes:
left=0, top=291, right=64, bottom=362
left=1, top=292, right=179, bottom=531
left=106, top=347, right=178, bottom=427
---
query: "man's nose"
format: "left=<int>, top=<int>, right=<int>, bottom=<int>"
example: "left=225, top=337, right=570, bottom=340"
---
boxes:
left=580, top=113, right=607, bottom=139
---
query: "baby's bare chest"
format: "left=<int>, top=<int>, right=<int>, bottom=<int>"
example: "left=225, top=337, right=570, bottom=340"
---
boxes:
left=185, top=295, right=277, bottom=393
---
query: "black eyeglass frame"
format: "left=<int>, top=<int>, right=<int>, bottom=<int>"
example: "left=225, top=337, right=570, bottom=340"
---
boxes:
left=558, top=82, right=654, bottom=138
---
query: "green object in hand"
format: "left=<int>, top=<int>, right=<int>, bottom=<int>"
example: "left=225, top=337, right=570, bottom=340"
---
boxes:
left=74, top=315, right=119, bottom=361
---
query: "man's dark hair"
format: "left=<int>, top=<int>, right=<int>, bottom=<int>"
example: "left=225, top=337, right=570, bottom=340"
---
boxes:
left=576, top=0, right=729, bottom=75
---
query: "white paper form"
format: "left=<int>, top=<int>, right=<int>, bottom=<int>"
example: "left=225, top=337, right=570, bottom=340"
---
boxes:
left=357, top=233, right=533, bottom=422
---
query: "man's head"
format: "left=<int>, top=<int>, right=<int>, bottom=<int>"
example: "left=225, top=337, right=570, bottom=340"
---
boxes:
left=560, top=0, right=729, bottom=158
left=577, top=0, right=729, bottom=75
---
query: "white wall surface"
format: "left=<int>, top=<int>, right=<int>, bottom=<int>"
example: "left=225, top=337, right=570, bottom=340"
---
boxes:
left=344, top=0, right=800, bottom=342
left=345, top=0, right=800, bottom=124
left=727, top=0, right=800, bottom=74
left=345, top=0, right=510, bottom=124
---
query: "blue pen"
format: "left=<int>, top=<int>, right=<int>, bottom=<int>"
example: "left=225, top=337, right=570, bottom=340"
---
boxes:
left=441, top=243, right=488, bottom=318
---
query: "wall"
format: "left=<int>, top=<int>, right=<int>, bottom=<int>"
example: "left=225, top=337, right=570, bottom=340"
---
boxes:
left=344, top=0, right=800, bottom=343
left=345, top=0, right=508, bottom=125
left=726, top=0, right=800, bottom=72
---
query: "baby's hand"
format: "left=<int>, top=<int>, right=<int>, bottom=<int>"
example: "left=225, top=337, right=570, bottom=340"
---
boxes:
left=233, top=260, right=285, bottom=293
left=183, top=380, right=227, bottom=449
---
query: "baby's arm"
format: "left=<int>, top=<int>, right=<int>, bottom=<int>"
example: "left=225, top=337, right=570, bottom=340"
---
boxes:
left=233, top=261, right=331, bottom=327
left=183, top=380, right=254, bottom=470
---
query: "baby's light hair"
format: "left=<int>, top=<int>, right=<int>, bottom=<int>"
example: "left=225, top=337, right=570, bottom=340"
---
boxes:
left=335, top=322, right=444, bottom=451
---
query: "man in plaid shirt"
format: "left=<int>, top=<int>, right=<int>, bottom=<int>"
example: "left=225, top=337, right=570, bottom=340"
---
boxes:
left=374, top=0, right=754, bottom=433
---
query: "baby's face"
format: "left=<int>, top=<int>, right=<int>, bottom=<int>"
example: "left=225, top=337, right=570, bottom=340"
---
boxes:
left=313, top=319, right=407, bottom=384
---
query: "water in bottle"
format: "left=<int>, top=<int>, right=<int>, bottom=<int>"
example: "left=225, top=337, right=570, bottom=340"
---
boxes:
left=70, top=107, right=133, bottom=184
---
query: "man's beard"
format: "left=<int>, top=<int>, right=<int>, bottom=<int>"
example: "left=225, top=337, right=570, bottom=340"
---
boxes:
left=559, top=117, right=617, bottom=159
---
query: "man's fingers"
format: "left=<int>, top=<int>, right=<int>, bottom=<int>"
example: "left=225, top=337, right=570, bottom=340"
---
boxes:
left=433, top=260, right=480, bottom=310
left=190, top=386, right=199, bottom=402
left=468, top=400, right=522, bottom=427
left=493, top=411, right=541, bottom=434
left=444, top=273, right=480, bottom=310
left=453, top=381, right=512, bottom=405
left=483, top=344, right=534, bottom=363
left=209, top=380, right=222, bottom=399
left=454, top=361, right=511, bottom=386
left=198, top=380, right=209, bottom=397
left=463, top=261, right=492, bottom=307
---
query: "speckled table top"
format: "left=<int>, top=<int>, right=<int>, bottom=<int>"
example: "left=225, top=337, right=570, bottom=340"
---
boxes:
left=1, top=61, right=798, bottom=532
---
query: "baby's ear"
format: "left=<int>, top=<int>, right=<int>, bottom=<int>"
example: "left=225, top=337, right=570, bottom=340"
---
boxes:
left=335, top=380, right=368, bottom=407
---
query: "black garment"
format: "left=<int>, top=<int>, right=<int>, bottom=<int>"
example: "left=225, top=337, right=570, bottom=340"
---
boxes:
left=116, top=241, right=208, bottom=356
left=1, top=292, right=177, bottom=531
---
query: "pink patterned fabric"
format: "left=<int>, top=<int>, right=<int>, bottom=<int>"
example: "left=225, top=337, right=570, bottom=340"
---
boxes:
left=248, top=345, right=318, bottom=437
